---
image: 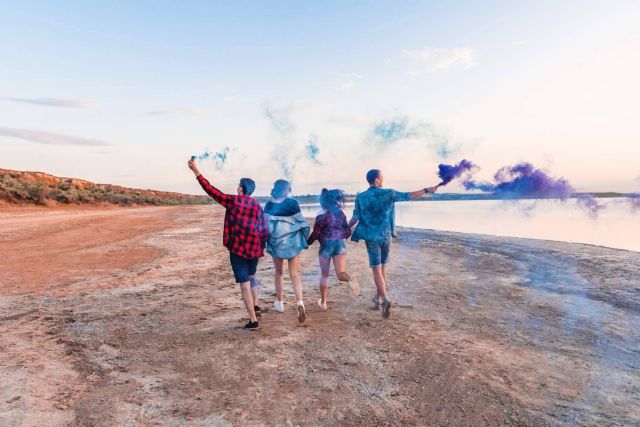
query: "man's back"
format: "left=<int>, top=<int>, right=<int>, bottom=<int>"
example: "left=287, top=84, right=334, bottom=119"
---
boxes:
left=351, top=187, right=409, bottom=243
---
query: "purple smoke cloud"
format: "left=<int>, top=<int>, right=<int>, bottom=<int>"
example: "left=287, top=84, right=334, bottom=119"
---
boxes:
left=436, top=159, right=476, bottom=187
left=464, top=162, right=605, bottom=217
left=464, top=162, right=573, bottom=199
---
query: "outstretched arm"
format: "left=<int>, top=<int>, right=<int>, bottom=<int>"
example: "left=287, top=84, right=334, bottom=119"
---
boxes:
left=188, top=158, right=234, bottom=208
left=407, top=186, right=439, bottom=200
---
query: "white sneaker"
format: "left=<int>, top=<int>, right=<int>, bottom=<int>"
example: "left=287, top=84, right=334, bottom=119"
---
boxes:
left=297, top=301, right=306, bottom=323
left=273, top=300, right=285, bottom=313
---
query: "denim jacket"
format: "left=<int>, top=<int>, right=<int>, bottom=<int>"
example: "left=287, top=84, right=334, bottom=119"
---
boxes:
left=266, top=212, right=310, bottom=259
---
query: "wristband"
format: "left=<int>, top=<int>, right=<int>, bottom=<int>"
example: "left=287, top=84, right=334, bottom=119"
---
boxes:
left=424, top=187, right=431, bottom=194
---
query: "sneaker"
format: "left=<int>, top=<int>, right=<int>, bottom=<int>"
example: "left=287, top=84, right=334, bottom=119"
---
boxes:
left=297, top=301, right=306, bottom=323
left=349, top=276, right=361, bottom=296
left=317, top=298, right=327, bottom=310
left=371, top=296, right=380, bottom=310
left=244, top=320, right=259, bottom=330
left=254, top=306, right=262, bottom=318
left=381, top=298, right=392, bottom=319
left=273, top=300, right=285, bottom=313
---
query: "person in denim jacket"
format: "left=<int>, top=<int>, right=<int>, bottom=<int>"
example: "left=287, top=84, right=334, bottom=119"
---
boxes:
left=264, top=179, right=310, bottom=323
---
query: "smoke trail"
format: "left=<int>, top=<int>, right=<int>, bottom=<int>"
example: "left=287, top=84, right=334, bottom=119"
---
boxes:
left=436, top=159, right=476, bottom=187
left=464, top=162, right=605, bottom=217
left=191, top=146, right=231, bottom=170
left=263, top=104, right=297, bottom=180
left=366, top=115, right=459, bottom=159
left=305, top=134, right=321, bottom=165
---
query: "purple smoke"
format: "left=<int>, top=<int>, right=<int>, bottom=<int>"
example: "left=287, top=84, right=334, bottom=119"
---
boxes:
left=436, top=159, right=476, bottom=187
left=629, top=194, right=640, bottom=212
left=464, top=162, right=605, bottom=217
left=464, top=162, right=574, bottom=199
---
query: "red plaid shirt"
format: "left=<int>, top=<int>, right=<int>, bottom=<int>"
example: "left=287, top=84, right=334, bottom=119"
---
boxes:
left=196, top=175, right=268, bottom=259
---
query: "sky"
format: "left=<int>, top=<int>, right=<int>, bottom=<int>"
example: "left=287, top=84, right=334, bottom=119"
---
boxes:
left=1, top=0, right=639, bottom=196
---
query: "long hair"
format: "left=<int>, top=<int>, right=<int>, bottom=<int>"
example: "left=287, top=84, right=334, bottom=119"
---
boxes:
left=319, top=188, right=345, bottom=212
left=270, top=179, right=291, bottom=199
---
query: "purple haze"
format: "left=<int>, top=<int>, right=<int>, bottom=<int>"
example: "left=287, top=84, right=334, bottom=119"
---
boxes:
left=464, top=162, right=605, bottom=217
left=463, top=162, right=574, bottom=199
left=436, top=159, right=476, bottom=186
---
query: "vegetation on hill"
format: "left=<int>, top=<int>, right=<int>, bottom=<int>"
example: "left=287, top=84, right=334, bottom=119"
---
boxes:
left=0, top=169, right=212, bottom=206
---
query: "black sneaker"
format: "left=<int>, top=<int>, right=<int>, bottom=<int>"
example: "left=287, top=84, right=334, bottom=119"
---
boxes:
left=244, top=320, right=259, bottom=330
left=254, top=306, right=262, bottom=318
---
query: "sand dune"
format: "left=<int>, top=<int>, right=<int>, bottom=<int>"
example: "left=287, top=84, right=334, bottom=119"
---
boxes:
left=1, top=205, right=638, bottom=426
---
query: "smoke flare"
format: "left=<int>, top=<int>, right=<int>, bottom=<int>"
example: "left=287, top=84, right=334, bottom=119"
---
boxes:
left=191, top=147, right=230, bottom=170
left=436, top=159, right=476, bottom=187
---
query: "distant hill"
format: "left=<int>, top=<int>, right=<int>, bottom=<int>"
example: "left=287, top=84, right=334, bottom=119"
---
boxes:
left=0, top=168, right=212, bottom=207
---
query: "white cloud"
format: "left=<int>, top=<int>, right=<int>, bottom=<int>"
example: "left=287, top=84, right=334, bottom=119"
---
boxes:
left=0, top=126, right=110, bottom=146
left=351, top=72, right=363, bottom=79
left=402, top=47, right=477, bottom=74
left=144, top=108, right=208, bottom=117
left=1, top=97, right=98, bottom=108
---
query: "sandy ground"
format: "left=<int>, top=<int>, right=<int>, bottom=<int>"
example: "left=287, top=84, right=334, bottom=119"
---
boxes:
left=1, top=205, right=638, bottom=426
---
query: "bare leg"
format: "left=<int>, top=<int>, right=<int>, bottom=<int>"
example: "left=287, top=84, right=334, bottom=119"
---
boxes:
left=372, top=265, right=386, bottom=302
left=240, top=282, right=257, bottom=322
left=287, top=255, right=304, bottom=302
left=318, top=255, right=331, bottom=308
left=272, top=257, right=285, bottom=302
left=333, top=254, right=360, bottom=295
left=250, top=275, right=259, bottom=308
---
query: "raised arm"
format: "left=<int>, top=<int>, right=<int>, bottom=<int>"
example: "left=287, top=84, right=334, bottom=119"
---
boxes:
left=188, top=158, right=234, bottom=208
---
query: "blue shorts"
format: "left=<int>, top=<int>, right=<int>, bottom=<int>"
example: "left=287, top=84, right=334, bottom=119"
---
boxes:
left=229, top=252, right=259, bottom=284
left=319, top=239, right=347, bottom=258
left=365, top=239, right=390, bottom=267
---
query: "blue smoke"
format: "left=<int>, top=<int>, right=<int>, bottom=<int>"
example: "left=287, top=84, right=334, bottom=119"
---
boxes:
left=191, top=146, right=231, bottom=170
left=367, top=115, right=459, bottom=159
left=305, top=134, right=321, bottom=165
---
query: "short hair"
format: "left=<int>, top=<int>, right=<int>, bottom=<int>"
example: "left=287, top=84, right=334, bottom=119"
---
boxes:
left=319, top=188, right=345, bottom=212
left=366, top=169, right=381, bottom=185
left=239, top=178, right=256, bottom=196
left=270, top=179, right=291, bottom=199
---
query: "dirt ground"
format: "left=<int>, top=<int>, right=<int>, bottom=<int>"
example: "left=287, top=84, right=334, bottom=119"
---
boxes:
left=1, top=205, right=638, bottom=426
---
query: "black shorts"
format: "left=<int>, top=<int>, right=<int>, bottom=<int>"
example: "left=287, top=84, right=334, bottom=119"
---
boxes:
left=229, top=252, right=259, bottom=284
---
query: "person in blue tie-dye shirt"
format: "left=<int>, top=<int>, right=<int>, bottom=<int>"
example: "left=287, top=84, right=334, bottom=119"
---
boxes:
left=349, top=169, right=439, bottom=319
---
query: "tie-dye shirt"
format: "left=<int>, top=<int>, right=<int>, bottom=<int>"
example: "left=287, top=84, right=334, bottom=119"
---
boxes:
left=351, top=187, right=410, bottom=243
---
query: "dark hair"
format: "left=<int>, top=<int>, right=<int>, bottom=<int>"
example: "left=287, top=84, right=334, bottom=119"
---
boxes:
left=366, top=169, right=381, bottom=185
left=319, top=188, right=345, bottom=212
left=239, top=178, right=256, bottom=196
left=270, top=179, right=291, bottom=199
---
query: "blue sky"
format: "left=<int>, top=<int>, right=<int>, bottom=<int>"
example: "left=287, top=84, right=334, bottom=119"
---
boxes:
left=1, top=1, right=639, bottom=195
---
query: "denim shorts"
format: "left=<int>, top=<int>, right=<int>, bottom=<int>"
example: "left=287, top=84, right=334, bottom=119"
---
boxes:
left=229, top=252, right=259, bottom=284
left=318, top=239, right=347, bottom=258
left=365, top=239, right=390, bottom=267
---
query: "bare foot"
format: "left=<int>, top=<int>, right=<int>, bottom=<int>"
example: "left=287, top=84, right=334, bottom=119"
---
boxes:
left=349, top=277, right=361, bottom=296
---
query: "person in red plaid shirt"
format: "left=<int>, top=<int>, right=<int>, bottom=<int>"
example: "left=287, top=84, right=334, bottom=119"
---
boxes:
left=188, top=158, right=268, bottom=330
